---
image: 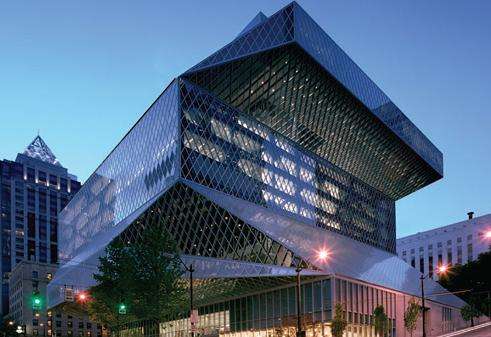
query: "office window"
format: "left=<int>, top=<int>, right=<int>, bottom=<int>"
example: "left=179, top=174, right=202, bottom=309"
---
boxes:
left=38, top=171, right=46, bottom=183
left=411, top=257, right=415, bottom=268
left=50, top=244, right=58, bottom=264
left=28, top=240, right=36, bottom=260
left=457, top=237, right=462, bottom=243
left=447, top=240, right=452, bottom=246
left=447, top=250, right=452, bottom=266
left=467, top=243, right=473, bottom=262
left=437, top=242, right=442, bottom=248
left=428, top=255, right=434, bottom=278
left=467, top=234, right=472, bottom=241
left=419, top=257, right=424, bottom=273
left=457, top=246, right=462, bottom=264
left=28, top=212, right=36, bottom=238
left=60, top=178, right=68, bottom=192
left=27, top=167, right=35, bottom=182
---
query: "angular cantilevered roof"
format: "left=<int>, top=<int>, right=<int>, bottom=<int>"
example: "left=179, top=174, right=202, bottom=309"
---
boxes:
left=185, top=180, right=464, bottom=308
left=184, top=2, right=443, bottom=199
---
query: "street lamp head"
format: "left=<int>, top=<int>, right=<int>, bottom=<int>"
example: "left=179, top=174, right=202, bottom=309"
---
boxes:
left=316, top=248, right=329, bottom=262
left=437, top=265, right=448, bottom=274
left=485, top=230, right=491, bottom=239
left=76, top=291, right=90, bottom=303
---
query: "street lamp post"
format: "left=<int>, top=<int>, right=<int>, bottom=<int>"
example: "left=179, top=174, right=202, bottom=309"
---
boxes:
left=293, top=248, right=329, bottom=337
left=420, top=265, right=448, bottom=337
left=176, top=257, right=195, bottom=337
left=295, top=266, right=305, bottom=337
left=189, top=264, right=195, bottom=337
left=420, top=275, right=427, bottom=337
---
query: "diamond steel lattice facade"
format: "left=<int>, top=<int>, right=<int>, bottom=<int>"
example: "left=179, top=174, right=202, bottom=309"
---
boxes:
left=49, top=3, right=466, bottom=337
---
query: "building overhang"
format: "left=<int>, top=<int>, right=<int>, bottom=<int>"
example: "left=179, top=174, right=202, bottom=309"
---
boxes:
left=183, top=2, right=443, bottom=199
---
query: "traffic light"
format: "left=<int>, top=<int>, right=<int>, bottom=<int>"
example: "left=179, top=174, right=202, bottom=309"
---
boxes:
left=118, top=303, right=127, bottom=315
left=32, top=291, right=42, bottom=310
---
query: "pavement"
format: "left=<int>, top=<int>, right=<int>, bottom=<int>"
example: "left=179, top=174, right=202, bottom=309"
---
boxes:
left=437, top=322, right=491, bottom=337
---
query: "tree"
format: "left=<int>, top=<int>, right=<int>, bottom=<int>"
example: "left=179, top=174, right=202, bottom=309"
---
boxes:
left=461, top=304, right=480, bottom=327
left=0, top=320, right=17, bottom=337
left=331, top=303, right=347, bottom=337
left=439, top=251, right=491, bottom=317
left=373, top=305, right=389, bottom=337
left=403, top=299, right=420, bottom=337
left=88, top=222, right=187, bottom=327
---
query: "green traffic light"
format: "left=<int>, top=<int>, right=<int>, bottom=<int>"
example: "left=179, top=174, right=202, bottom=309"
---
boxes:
left=118, top=303, right=127, bottom=314
left=32, top=293, right=42, bottom=309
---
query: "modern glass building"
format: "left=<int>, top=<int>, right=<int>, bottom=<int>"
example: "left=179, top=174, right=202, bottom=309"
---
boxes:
left=48, top=3, right=466, bottom=336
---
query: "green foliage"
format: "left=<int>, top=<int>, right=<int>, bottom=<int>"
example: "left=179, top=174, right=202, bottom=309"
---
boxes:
left=0, top=320, right=17, bottom=337
left=439, top=251, right=491, bottom=317
left=403, top=299, right=420, bottom=336
left=330, top=303, right=347, bottom=337
left=373, top=305, right=389, bottom=337
left=461, top=304, right=480, bottom=326
left=88, top=222, right=187, bottom=326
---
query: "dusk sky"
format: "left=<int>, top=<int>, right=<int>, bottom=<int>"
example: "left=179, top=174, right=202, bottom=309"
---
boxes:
left=1, top=0, right=490, bottom=238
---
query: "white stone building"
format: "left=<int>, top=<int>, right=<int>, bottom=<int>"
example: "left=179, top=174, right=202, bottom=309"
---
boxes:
left=397, top=213, right=491, bottom=280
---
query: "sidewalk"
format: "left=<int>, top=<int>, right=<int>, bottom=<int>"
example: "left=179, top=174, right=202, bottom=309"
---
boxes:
left=436, top=321, right=491, bottom=337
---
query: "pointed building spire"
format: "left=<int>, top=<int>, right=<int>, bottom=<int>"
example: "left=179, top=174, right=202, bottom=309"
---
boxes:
left=23, top=135, right=62, bottom=166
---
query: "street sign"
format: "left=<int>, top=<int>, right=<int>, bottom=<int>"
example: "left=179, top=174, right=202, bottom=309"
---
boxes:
left=190, top=309, right=199, bottom=324
left=64, top=288, right=74, bottom=302
left=190, top=309, right=199, bottom=332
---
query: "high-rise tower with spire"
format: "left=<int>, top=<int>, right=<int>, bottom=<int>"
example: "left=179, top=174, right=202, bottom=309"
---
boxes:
left=0, top=136, right=81, bottom=318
